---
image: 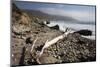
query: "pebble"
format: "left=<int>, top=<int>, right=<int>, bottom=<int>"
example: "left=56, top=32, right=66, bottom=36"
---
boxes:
left=12, top=54, right=14, bottom=57
left=58, top=56, right=61, bottom=59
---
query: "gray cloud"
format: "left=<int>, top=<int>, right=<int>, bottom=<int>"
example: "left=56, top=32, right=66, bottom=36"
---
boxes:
left=38, top=7, right=95, bottom=22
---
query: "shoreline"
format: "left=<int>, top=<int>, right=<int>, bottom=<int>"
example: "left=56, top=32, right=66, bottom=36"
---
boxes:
left=44, top=20, right=95, bottom=40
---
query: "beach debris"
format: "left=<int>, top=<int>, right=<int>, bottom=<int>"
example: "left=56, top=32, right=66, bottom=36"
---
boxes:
left=38, top=29, right=74, bottom=57
left=31, top=37, right=38, bottom=52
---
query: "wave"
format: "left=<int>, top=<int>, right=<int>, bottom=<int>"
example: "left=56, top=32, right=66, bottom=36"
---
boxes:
left=44, top=20, right=95, bottom=40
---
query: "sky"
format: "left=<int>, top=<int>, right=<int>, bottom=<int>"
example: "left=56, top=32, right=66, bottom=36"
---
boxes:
left=13, top=1, right=96, bottom=22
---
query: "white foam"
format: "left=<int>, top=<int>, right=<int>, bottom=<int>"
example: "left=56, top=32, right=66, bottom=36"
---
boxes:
left=44, top=20, right=95, bottom=40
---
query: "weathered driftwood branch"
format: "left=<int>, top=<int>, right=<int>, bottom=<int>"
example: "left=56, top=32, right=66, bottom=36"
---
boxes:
left=31, top=37, right=38, bottom=52
left=38, top=30, right=74, bottom=57
left=30, top=37, right=41, bottom=64
left=36, top=57, right=42, bottom=64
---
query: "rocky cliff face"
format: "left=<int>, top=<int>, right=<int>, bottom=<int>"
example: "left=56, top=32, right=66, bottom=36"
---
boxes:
left=11, top=3, right=96, bottom=66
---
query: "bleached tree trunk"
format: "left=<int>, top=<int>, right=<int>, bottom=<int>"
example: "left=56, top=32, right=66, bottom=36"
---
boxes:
left=38, top=30, right=74, bottom=57
left=31, top=37, right=38, bottom=52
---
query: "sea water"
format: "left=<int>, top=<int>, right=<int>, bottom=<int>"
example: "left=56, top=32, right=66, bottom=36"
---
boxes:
left=45, top=21, right=95, bottom=40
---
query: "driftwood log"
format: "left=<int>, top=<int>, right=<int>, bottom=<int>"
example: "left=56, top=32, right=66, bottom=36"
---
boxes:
left=38, top=30, right=74, bottom=57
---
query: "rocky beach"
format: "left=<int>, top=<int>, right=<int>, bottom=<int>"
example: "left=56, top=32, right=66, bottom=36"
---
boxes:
left=11, top=3, right=96, bottom=66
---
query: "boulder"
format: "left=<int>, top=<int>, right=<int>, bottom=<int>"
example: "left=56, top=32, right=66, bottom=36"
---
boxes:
left=50, top=25, right=59, bottom=30
left=46, top=21, right=50, bottom=24
left=74, top=29, right=92, bottom=36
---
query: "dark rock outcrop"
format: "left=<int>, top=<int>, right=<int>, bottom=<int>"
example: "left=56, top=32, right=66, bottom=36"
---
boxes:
left=46, top=21, right=50, bottom=24
left=50, top=25, right=59, bottom=30
left=19, top=47, right=26, bottom=66
left=74, top=29, right=92, bottom=36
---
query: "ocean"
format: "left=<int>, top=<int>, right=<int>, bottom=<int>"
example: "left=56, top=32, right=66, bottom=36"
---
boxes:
left=44, top=21, right=95, bottom=40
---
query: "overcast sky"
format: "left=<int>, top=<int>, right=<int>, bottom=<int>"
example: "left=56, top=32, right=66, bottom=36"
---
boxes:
left=14, top=1, right=96, bottom=22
